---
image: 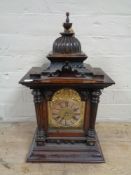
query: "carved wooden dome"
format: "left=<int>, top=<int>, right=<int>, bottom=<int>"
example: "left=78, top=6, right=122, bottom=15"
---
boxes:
left=53, top=34, right=81, bottom=54
left=47, top=12, right=87, bottom=62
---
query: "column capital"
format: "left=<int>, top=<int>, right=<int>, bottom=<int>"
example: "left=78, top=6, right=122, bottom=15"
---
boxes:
left=32, top=89, right=43, bottom=103
left=91, top=90, right=102, bottom=104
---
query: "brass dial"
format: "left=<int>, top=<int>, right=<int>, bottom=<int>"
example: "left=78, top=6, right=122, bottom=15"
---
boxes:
left=51, top=100, right=81, bottom=127
left=48, top=88, right=85, bottom=128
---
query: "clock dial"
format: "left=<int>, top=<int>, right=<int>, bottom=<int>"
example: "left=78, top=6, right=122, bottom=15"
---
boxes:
left=48, top=88, right=85, bottom=128
left=51, top=100, right=81, bottom=127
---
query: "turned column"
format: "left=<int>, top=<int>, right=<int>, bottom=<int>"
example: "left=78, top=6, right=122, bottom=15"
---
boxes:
left=32, top=89, right=47, bottom=146
left=87, top=89, right=102, bottom=145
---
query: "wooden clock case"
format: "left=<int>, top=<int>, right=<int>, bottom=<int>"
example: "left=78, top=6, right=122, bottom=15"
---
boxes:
left=19, top=13, right=115, bottom=163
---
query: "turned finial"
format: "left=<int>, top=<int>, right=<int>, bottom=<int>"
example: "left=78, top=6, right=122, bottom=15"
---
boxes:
left=63, top=12, right=72, bottom=32
left=66, top=12, right=70, bottom=23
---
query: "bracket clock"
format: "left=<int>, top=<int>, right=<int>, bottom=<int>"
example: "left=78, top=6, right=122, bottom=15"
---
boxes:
left=19, top=12, right=115, bottom=163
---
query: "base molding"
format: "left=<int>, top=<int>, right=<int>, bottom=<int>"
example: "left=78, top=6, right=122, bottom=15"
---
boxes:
left=27, top=130, right=105, bottom=163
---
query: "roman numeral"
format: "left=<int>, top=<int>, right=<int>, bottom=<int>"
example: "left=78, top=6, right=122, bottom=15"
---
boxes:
left=73, top=108, right=79, bottom=112
left=54, top=116, right=61, bottom=120
left=72, top=116, right=78, bottom=121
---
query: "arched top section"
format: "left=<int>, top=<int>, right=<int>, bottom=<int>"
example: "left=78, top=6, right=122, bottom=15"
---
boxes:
left=51, top=88, right=81, bottom=102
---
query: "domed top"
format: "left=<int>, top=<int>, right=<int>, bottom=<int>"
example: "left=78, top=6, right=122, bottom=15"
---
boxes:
left=53, top=12, right=81, bottom=54
left=53, top=35, right=81, bottom=54
left=47, top=12, right=87, bottom=62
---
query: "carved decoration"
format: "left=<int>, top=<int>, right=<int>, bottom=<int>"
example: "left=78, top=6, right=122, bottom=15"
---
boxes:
left=91, top=90, right=102, bottom=104
left=36, top=128, right=46, bottom=146
left=42, top=90, right=54, bottom=101
left=47, top=139, right=86, bottom=144
left=41, top=62, right=94, bottom=78
left=32, top=89, right=43, bottom=103
left=87, top=128, right=96, bottom=138
left=86, top=129, right=96, bottom=146
left=79, top=90, right=89, bottom=101
left=61, top=61, right=72, bottom=72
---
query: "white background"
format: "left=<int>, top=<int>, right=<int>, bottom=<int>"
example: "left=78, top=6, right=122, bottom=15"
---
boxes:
left=0, top=0, right=131, bottom=122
